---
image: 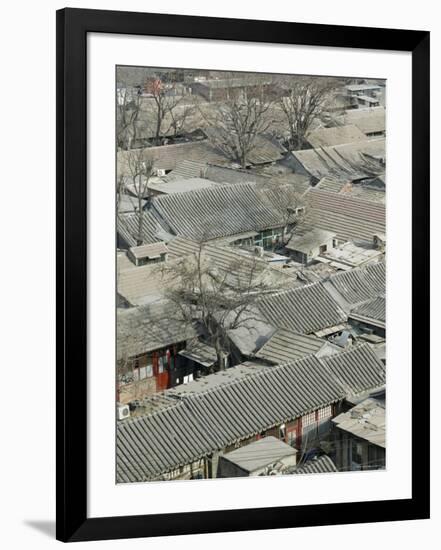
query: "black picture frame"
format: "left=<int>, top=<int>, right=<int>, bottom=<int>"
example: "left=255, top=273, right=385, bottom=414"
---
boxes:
left=56, top=7, right=430, bottom=543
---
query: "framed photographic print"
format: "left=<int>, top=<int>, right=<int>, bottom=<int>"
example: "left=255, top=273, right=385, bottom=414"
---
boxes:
left=56, top=8, right=430, bottom=542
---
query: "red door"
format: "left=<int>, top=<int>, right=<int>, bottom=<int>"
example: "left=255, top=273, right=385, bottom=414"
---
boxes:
left=154, top=350, right=170, bottom=392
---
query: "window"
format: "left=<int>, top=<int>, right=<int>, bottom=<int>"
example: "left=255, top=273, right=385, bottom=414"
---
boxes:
left=318, top=405, right=332, bottom=421
left=139, top=366, right=147, bottom=380
left=287, top=428, right=297, bottom=446
left=351, top=440, right=364, bottom=469
left=279, top=424, right=286, bottom=440
left=302, top=411, right=316, bottom=428
left=132, top=359, right=140, bottom=381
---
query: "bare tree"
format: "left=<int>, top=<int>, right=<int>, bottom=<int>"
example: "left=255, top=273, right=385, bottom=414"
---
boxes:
left=277, top=77, right=338, bottom=150
left=199, top=79, right=274, bottom=168
left=124, top=149, right=155, bottom=245
left=116, top=86, right=142, bottom=150
left=161, top=241, right=283, bottom=371
left=141, top=79, right=195, bottom=145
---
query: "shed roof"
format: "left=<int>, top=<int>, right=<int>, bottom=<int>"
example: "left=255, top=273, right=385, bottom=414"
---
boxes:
left=221, top=436, right=297, bottom=473
left=332, top=395, right=385, bottom=448
left=178, top=341, right=218, bottom=368
left=286, top=228, right=336, bottom=253
left=129, top=242, right=168, bottom=259
left=117, top=344, right=385, bottom=481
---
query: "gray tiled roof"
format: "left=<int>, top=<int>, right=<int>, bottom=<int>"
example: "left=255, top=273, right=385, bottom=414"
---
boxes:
left=164, top=160, right=271, bottom=185
left=314, top=177, right=385, bottom=204
left=256, top=282, right=347, bottom=334
left=116, top=344, right=385, bottom=481
left=117, top=400, right=218, bottom=482
left=255, top=328, right=327, bottom=363
left=164, top=160, right=208, bottom=181
left=291, top=138, right=385, bottom=181
left=117, top=141, right=229, bottom=173
left=305, top=187, right=386, bottom=242
left=151, top=182, right=286, bottom=241
left=117, top=301, right=197, bottom=359
left=326, top=261, right=385, bottom=307
left=335, top=107, right=385, bottom=135
left=291, top=455, right=338, bottom=475
left=202, top=129, right=287, bottom=165
left=117, top=211, right=170, bottom=247
left=307, top=125, right=368, bottom=149
left=350, top=296, right=386, bottom=327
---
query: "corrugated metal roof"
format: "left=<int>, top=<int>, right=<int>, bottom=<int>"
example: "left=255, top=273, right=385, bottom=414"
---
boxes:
left=256, top=282, right=347, bottom=334
left=116, top=344, right=385, bottom=481
left=255, top=328, right=326, bottom=363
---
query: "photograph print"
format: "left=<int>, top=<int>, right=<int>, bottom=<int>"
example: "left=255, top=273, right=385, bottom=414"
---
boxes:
left=115, top=67, right=386, bottom=483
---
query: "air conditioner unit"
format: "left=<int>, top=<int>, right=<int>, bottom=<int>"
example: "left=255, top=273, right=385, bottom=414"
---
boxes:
left=156, top=168, right=166, bottom=177
left=117, top=403, right=130, bottom=420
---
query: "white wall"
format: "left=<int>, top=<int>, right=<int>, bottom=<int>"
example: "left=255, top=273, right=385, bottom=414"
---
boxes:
left=0, top=1, right=438, bottom=549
